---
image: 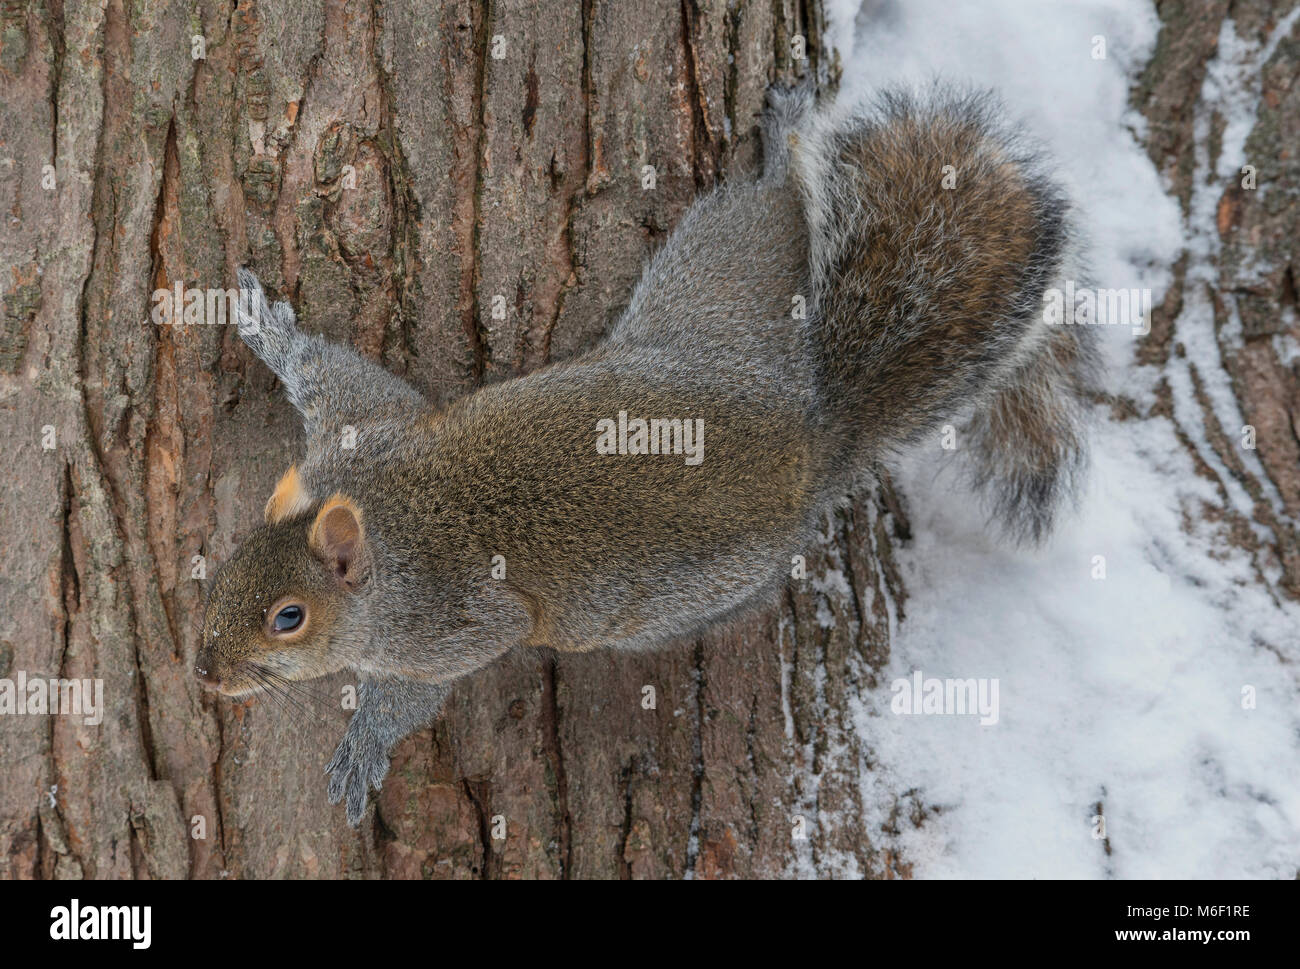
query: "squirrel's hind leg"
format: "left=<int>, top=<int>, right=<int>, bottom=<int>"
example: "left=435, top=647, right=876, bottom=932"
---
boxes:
left=235, top=267, right=300, bottom=378
left=760, top=81, right=816, bottom=184
left=964, top=326, right=1099, bottom=545
left=235, top=268, right=424, bottom=451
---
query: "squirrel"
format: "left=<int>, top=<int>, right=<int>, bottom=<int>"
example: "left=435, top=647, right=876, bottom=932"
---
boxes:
left=197, top=83, right=1098, bottom=826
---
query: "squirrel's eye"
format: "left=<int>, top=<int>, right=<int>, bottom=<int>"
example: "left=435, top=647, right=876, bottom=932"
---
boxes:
left=272, top=604, right=304, bottom=633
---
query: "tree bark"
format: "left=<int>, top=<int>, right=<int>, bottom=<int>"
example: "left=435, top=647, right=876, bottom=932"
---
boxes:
left=1130, top=0, right=1300, bottom=600
left=1, top=0, right=921, bottom=880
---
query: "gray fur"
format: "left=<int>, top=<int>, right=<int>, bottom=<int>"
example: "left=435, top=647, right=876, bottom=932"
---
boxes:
left=325, top=677, right=451, bottom=825
left=235, top=268, right=425, bottom=458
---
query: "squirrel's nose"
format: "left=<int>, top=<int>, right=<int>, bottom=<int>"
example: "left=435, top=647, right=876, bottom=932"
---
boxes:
left=194, top=664, right=221, bottom=690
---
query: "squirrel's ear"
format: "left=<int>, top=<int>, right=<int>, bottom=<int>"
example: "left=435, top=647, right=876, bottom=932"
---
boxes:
left=265, top=465, right=312, bottom=523
left=308, top=494, right=366, bottom=589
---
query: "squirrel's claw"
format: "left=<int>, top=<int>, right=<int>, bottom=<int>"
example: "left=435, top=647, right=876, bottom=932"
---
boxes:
left=763, top=78, right=816, bottom=120
left=235, top=267, right=300, bottom=372
left=325, top=727, right=390, bottom=827
left=234, top=267, right=267, bottom=340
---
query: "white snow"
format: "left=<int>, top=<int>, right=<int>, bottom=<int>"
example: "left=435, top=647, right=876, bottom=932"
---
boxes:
left=820, top=0, right=1300, bottom=878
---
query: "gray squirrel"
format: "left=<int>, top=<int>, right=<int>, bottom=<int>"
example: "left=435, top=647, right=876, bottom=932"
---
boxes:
left=197, top=83, right=1098, bottom=826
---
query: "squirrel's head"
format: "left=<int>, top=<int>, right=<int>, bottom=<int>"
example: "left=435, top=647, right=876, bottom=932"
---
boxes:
left=197, top=469, right=369, bottom=696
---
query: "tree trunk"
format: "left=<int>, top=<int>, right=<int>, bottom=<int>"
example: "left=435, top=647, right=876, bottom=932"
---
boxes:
left=1, top=0, right=918, bottom=880
left=1129, top=0, right=1300, bottom=599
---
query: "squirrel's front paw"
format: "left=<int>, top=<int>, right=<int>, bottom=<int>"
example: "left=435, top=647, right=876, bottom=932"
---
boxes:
left=325, top=726, right=390, bottom=827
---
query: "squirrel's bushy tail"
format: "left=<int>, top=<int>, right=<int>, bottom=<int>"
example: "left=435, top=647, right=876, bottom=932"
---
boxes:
left=961, top=322, right=1098, bottom=543
left=780, top=84, right=1099, bottom=543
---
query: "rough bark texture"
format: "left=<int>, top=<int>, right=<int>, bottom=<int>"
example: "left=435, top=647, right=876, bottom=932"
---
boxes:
left=0, top=0, right=919, bottom=880
left=1, top=0, right=1295, bottom=880
left=1129, top=0, right=1300, bottom=599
